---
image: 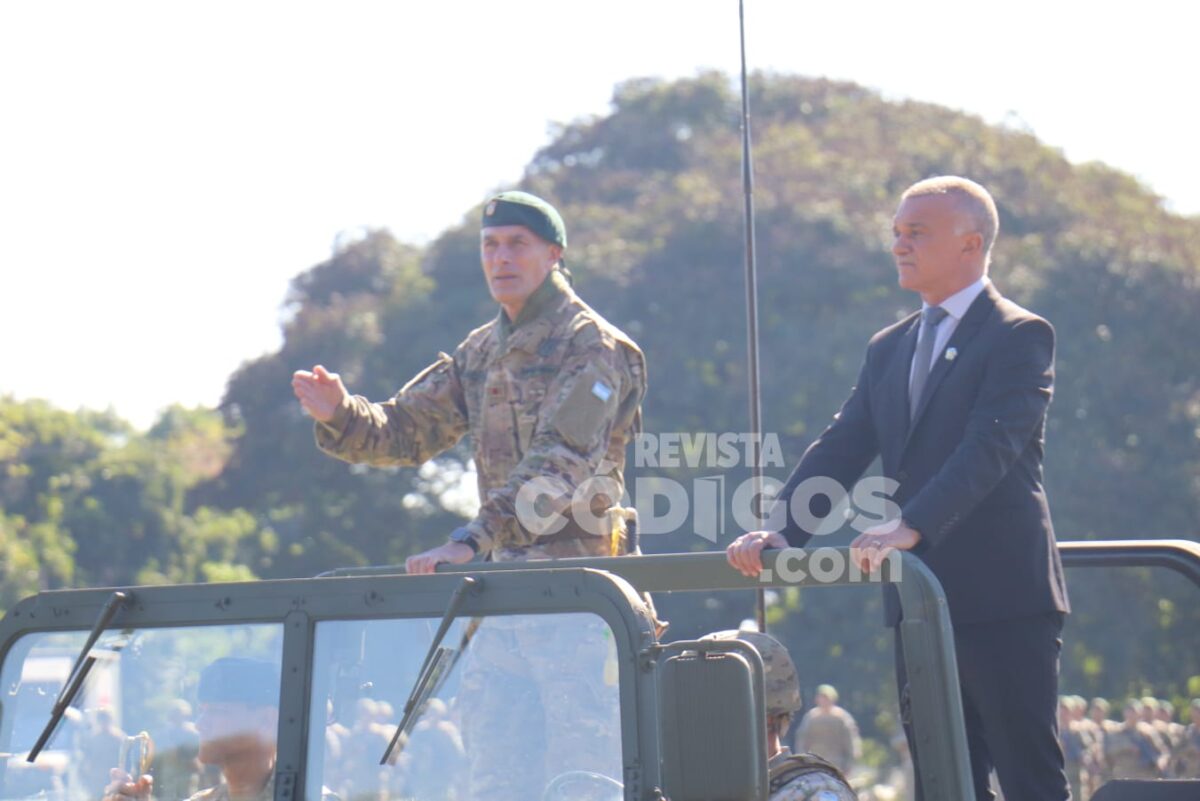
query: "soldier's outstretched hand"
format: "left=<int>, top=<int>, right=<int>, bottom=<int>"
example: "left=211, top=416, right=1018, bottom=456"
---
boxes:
left=292, top=365, right=349, bottom=423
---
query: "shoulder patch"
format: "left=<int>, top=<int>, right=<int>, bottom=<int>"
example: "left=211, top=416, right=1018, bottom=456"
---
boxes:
left=551, top=361, right=619, bottom=450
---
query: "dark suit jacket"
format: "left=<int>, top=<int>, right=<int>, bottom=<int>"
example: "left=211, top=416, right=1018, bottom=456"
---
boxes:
left=777, top=282, right=1070, bottom=625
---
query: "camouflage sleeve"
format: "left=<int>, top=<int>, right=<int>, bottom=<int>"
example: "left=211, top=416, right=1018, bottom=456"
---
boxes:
left=465, top=325, right=645, bottom=553
left=314, top=351, right=469, bottom=467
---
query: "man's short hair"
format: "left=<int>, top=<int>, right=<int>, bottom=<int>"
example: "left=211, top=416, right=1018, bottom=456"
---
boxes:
left=902, top=176, right=999, bottom=261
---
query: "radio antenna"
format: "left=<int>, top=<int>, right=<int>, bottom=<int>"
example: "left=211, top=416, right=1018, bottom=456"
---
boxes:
left=737, top=0, right=767, bottom=632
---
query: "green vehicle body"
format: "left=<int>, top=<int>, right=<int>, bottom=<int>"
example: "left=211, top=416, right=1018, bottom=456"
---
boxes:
left=1, top=540, right=1197, bottom=801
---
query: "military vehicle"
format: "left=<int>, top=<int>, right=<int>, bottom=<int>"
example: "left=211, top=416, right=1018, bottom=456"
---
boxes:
left=0, top=540, right=1196, bottom=801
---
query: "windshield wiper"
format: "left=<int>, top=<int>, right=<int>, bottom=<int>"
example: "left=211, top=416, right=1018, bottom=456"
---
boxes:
left=381, top=576, right=480, bottom=765
left=27, top=591, right=131, bottom=762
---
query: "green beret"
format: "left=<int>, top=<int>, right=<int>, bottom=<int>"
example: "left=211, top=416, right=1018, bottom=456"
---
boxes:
left=481, top=191, right=567, bottom=248
left=197, top=657, right=279, bottom=707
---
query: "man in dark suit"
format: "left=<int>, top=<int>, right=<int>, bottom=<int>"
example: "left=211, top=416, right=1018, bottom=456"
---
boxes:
left=727, top=176, right=1070, bottom=800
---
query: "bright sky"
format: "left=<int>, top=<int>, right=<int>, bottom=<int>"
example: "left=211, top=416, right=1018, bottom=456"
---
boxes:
left=2, top=1, right=1197, bottom=429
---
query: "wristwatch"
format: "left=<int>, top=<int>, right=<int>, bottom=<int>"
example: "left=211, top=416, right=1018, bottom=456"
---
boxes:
left=449, top=526, right=479, bottom=554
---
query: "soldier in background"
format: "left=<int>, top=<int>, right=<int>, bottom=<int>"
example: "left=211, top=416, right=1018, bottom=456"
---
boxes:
left=338, top=699, right=393, bottom=801
left=1058, top=697, right=1086, bottom=800
left=104, top=658, right=282, bottom=801
left=793, top=684, right=861, bottom=775
left=76, top=708, right=126, bottom=800
left=1173, top=699, right=1200, bottom=777
left=1138, top=696, right=1160, bottom=727
left=293, top=190, right=647, bottom=571
left=1138, top=697, right=1173, bottom=764
left=1153, top=699, right=1185, bottom=773
left=1105, top=699, right=1168, bottom=779
left=1084, top=697, right=1113, bottom=796
left=702, top=630, right=855, bottom=801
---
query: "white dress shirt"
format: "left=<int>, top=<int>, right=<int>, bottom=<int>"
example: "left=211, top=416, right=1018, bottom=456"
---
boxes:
left=910, top=276, right=990, bottom=380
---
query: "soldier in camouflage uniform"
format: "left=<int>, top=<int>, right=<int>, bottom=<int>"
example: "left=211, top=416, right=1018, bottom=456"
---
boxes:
left=104, top=659, right=285, bottom=801
left=1057, top=696, right=1085, bottom=800
left=1153, top=699, right=1186, bottom=774
left=702, top=630, right=855, bottom=801
left=1173, top=699, right=1200, bottom=778
left=1086, top=697, right=1112, bottom=793
left=794, top=684, right=861, bottom=776
left=293, top=191, right=647, bottom=800
left=292, top=190, right=647, bottom=569
left=1105, top=699, right=1168, bottom=779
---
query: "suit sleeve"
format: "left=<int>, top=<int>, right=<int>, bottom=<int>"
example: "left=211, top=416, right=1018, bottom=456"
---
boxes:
left=901, top=318, right=1054, bottom=548
left=313, top=351, right=470, bottom=467
left=776, top=354, right=880, bottom=546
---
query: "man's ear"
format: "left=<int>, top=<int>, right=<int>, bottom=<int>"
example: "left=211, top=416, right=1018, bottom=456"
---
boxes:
left=961, top=231, right=984, bottom=259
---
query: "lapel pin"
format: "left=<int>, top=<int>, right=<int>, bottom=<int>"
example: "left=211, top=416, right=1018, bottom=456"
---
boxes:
left=945, top=347, right=958, bottom=362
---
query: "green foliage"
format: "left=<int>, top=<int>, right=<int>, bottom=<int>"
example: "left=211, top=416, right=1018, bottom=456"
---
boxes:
left=0, top=398, right=261, bottom=593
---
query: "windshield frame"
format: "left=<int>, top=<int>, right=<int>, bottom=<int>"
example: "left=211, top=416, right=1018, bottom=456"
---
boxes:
left=0, top=567, right=658, bottom=801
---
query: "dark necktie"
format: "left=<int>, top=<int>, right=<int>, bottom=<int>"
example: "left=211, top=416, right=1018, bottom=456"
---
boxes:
left=910, top=305, right=949, bottom=420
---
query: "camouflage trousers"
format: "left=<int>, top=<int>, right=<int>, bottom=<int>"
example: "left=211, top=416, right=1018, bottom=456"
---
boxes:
left=458, top=614, right=622, bottom=801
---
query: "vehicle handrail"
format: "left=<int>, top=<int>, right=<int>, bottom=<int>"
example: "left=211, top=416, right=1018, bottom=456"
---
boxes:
left=1058, top=539, right=1200, bottom=588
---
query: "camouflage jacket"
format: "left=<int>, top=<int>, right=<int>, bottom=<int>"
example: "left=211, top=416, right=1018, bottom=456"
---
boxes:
left=188, top=774, right=337, bottom=801
left=315, top=269, right=646, bottom=559
left=767, top=748, right=856, bottom=801
left=187, top=775, right=273, bottom=801
left=793, top=707, right=860, bottom=774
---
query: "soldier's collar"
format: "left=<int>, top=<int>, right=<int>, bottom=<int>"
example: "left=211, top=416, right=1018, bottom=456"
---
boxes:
left=223, top=772, right=274, bottom=801
left=497, top=268, right=571, bottom=345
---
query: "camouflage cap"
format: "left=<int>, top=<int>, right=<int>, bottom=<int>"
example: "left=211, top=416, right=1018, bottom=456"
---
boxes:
left=481, top=190, right=567, bottom=248
left=703, top=629, right=801, bottom=717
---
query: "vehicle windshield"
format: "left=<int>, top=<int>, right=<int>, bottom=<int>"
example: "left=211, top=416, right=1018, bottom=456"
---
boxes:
left=0, top=624, right=283, bottom=801
left=306, top=611, right=623, bottom=801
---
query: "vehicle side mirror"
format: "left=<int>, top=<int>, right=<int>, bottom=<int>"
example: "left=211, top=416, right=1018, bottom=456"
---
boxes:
left=657, top=639, right=768, bottom=801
